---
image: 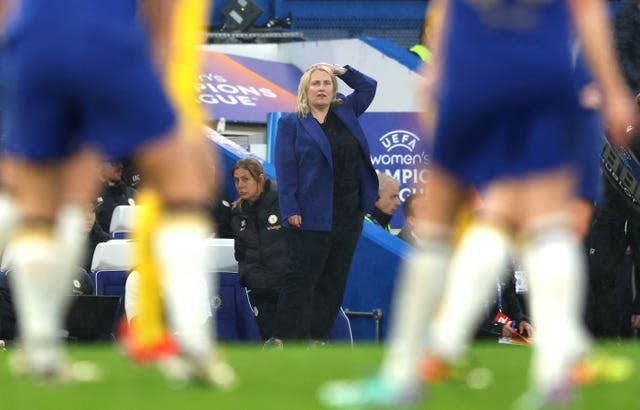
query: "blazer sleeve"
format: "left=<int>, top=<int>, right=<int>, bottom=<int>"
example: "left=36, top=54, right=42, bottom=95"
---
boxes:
left=274, top=115, right=301, bottom=220
left=337, top=65, right=377, bottom=117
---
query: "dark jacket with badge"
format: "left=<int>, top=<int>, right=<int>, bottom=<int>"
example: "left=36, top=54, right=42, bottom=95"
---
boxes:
left=231, top=180, right=288, bottom=291
left=96, top=181, right=137, bottom=234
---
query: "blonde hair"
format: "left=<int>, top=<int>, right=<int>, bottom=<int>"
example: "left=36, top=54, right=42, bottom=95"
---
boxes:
left=296, top=64, right=343, bottom=117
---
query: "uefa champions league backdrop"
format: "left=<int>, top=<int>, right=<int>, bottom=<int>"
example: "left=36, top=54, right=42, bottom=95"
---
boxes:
left=199, top=51, right=301, bottom=123
left=359, top=112, right=429, bottom=229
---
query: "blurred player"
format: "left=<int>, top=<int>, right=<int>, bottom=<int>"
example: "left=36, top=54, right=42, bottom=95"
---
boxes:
left=1, top=0, right=234, bottom=386
left=319, top=0, right=637, bottom=407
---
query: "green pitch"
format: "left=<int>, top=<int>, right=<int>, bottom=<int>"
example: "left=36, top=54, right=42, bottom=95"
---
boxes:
left=1, top=341, right=638, bottom=410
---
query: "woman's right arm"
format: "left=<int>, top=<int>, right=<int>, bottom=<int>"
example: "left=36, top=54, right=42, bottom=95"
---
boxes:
left=274, top=116, right=302, bottom=224
left=337, top=66, right=377, bottom=117
left=568, top=0, right=638, bottom=146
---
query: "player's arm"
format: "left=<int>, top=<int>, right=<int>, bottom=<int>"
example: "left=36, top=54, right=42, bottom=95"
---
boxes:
left=0, top=2, right=6, bottom=33
left=137, top=0, right=176, bottom=72
left=0, top=0, right=19, bottom=35
left=567, top=0, right=638, bottom=146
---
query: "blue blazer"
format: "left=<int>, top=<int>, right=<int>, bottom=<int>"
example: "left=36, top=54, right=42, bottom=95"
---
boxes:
left=275, top=65, right=379, bottom=231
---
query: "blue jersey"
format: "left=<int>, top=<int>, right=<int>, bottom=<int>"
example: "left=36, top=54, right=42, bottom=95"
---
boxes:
left=432, top=0, right=581, bottom=188
left=12, top=0, right=137, bottom=27
left=2, top=0, right=175, bottom=161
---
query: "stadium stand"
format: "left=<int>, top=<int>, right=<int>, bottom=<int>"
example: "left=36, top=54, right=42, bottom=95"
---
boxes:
left=209, top=0, right=427, bottom=49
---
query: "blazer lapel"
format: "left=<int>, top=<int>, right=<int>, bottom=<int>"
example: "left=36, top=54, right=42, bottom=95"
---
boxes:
left=301, top=115, right=333, bottom=167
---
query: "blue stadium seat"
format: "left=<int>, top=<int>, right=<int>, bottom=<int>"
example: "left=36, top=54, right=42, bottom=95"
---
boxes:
left=204, top=239, right=261, bottom=340
left=109, top=205, right=139, bottom=239
left=213, top=271, right=261, bottom=341
left=95, top=271, right=128, bottom=296
left=90, top=239, right=133, bottom=296
left=328, top=307, right=353, bottom=345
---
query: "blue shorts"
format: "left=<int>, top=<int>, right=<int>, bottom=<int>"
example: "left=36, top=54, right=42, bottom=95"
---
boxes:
left=432, top=55, right=581, bottom=189
left=432, top=89, right=581, bottom=188
left=432, top=0, right=580, bottom=189
left=3, top=21, right=175, bottom=162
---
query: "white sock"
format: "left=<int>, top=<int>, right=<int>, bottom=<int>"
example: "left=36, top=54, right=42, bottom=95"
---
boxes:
left=522, top=224, right=590, bottom=393
left=9, top=232, right=65, bottom=366
left=430, top=224, right=511, bottom=361
left=9, top=205, right=88, bottom=365
left=155, top=216, right=213, bottom=357
left=380, top=237, right=450, bottom=389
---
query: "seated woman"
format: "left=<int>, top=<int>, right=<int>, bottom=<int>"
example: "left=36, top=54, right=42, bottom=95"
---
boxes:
left=476, top=264, right=533, bottom=342
left=230, top=158, right=287, bottom=341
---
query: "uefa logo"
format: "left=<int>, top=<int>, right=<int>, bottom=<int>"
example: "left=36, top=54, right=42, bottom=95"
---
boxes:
left=379, top=130, right=420, bottom=152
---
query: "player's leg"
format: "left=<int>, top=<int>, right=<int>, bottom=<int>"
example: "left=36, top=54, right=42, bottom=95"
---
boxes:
left=3, top=158, right=62, bottom=375
left=426, top=182, right=515, bottom=365
left=57, top=148, right=103, bottom=283
left=517, top=169, right=590, bottom=399
left=3, top=148, right=100, bottom=378
left=377, top=168, right=466, bottom=390
left=0, top=162, right=21, bottom=252
left=133, top=133, right=234, bottom=387
left=319, top=166, right=467, bottom=407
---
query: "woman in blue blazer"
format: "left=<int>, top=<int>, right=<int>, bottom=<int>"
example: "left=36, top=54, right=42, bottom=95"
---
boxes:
left=272, top=63, right=378, bottom=343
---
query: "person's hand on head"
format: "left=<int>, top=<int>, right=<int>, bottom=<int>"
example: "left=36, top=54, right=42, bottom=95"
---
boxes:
left=312, top=62, right=346, bottom=76
left=331, top=65, right=347, bottom=76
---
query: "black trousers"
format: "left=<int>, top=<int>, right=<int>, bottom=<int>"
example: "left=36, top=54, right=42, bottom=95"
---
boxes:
left=247, top=289, right=280, bottom=341
left=274, top=221, right=363, bottom=341
left=586, top=208, right=638, bottom=338
left=0, top=277, right=16, bottom=340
